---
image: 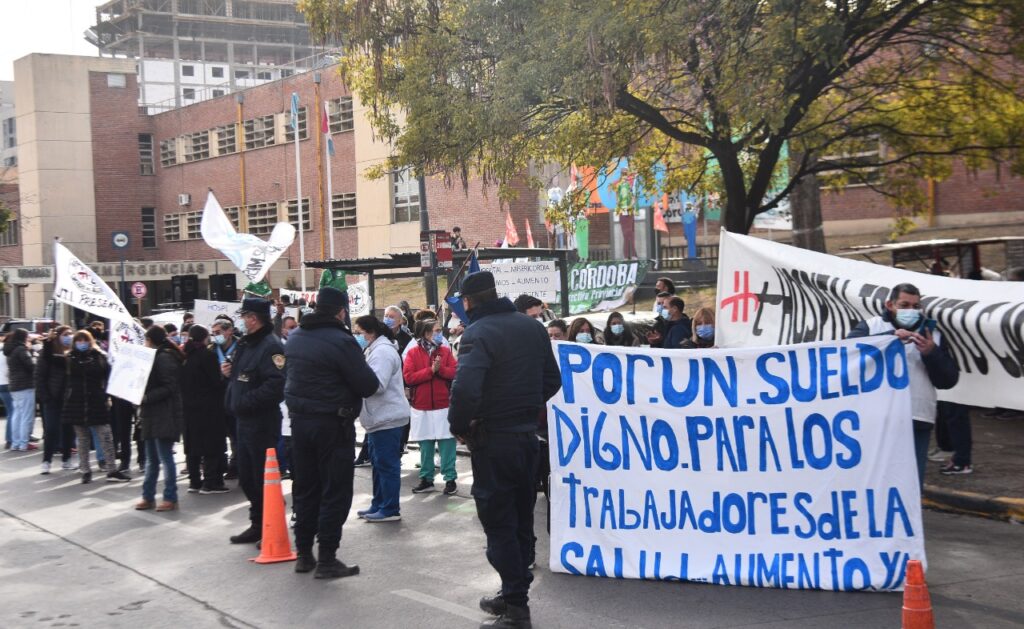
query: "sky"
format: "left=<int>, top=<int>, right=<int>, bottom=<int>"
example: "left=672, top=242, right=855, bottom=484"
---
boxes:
left=0, top=0, right=98, bottom=82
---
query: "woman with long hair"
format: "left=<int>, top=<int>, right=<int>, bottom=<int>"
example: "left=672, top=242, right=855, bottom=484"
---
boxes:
left=60, top=330, right=128, bottom=483
left=4, top=328, right=36, bottom=452
left=680, top=307, right=716, bottom=349
left=35, top=326, right=75, bottom=473
left=403, top=319, right=459, bottom=495
left=135, top=326, right=184, bottom=511
left=567, top=317, right=600, bottom=344
left=602, top=312, right=639, bottom=347
left=180, top=324, right=229, bottom=494
left=352, top=315, right=410, bottom=522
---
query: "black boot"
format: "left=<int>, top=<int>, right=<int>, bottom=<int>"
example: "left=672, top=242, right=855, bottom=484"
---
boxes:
left=479, top=591, right=507, bottom=616
left=295, top=549, right=316, bottom=573
left=314, top=558, right=360, bottom=580
left=229, top=525, right=261, bottom=544
left=481, top=604, right=531, bottom=629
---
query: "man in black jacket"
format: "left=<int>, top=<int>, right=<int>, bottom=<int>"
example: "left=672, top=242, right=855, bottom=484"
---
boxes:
left=448, top=272, right=561, bottom=629
left=284, top=286, right=379, bottom=578
left=223, top=298, right=286, bottom=545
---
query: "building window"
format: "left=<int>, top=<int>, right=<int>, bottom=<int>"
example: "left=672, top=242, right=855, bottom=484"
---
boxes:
left=243, top=114, right=276, bottom=149
left=107, top=73, right=126, bottom=88
left=328, top=97, right=354, bottom=133
left=216, top=124, right=237, bottom=155
left=141, top=207, right=156, bottom=248
left=2, top=117, right=15, bottom=149
left=0, top=219, right=18, bottom=247
left=3, top=156, right=16, bottom=167
left=138, top=134, right=155, bottom=175
left=332, top=193, right=357, bottom=228
left=284, top=107, right=307, bottom=142
left=287, top=198, right=311, bottom=231
left=212, top=89, right=225, bottom=97
left=160, top=139, right=177, bottom=167
left=182, top=65, right=195, bottom=77
left=212, top=67, right=224, bottom=78
left=183, top=88, right=196, bottom=100
left=246, top=202, right=279, bottom=235
left=281, top=69, right=293, bottom=78
left=185, top=211, right=202, bottom=239
left=392, top=168, right=421, bottom=223
left=234, top=69, right=251, bottom=80
left=164, top=213, right=181, bottom=241
left=184, top=131, right=210, bottom=162
left=223, top=206, right=241, bottom=230
left=256, top=70, right=272, bottom=81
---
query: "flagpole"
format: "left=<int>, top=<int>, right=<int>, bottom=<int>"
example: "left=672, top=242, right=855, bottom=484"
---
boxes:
left=292, top=93, right=306, bottom=292
left=326, top=107, right=335, bottom=259
left=443, top=241, right=481, bottom=300
left=314, top=74, right=326, bottom=259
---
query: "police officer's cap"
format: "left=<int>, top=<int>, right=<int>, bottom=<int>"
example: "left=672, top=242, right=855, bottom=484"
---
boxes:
left=239, top=297, right=271, bottom=317
left=461, top=271, right=496, bottom=296
left=316, top=286, right=349, bottom=311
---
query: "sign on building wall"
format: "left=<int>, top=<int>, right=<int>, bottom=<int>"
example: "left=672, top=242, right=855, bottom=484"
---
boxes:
left=492, top=260, right=560, bottom=303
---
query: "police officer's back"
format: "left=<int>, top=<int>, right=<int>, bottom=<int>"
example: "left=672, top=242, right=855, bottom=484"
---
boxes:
left=448, top=272, right=561, bottom=629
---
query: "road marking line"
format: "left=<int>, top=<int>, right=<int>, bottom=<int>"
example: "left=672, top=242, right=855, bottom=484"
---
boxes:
left=391, top=588, right=481, bottom=623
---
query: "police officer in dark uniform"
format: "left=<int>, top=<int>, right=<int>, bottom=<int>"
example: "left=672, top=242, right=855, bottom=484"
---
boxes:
left=223, top=297, right=286, bottom=545
left=284, top=287, right=380, bottom=578
left=448, top=272, right=561, bottom=629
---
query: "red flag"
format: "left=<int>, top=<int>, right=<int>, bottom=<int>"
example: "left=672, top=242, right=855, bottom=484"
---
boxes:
left=505, top=211, right=520, bottom=246
left=525, top=219, right=535, bottom=248
left=654, top=194, right=670, bottom=233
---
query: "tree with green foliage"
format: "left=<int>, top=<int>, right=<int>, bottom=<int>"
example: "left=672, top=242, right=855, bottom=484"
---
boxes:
left=298, top=0, right=1024, bottom=240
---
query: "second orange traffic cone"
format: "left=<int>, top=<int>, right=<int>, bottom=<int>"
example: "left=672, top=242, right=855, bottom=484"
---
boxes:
left=901, top=559, right=934, bottom=629
left=250, top=448, right=297, bottom=564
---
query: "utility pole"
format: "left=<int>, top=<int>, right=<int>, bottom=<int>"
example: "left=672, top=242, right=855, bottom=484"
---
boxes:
left=418, top=172, right=438, bottom=308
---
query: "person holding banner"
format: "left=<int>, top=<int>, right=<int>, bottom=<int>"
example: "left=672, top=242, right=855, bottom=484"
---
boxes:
left=136, top=327, right=184, bottom=511
left=447, top=271, right=562, bottom=629
left=848, top=282, right=959, bottom=485
left=566, top=318, right=599, bottom=345
left=602, top=312, right=640, bottom=347
left=679, top=307, right=716, bottom=349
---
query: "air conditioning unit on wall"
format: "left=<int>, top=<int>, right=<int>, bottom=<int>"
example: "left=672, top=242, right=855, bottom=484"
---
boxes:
left=178, top=193, right=191, bottom=206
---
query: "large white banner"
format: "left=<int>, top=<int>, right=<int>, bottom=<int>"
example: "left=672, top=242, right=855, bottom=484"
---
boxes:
left=716, top=231, right=1024, bottom=410
left=53, top=242, right=134, bottom=322
left=106, top=342, right=157, bottom=406
left=193, top=299, right=243, bottom=329
left=549, top=337, right=924, bottom=591
left=492, top=261, right=559, bottom=302
left=200, top=191, right=295, bottom=284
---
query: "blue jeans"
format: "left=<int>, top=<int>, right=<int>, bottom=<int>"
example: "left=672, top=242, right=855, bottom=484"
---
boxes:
left=142, top=438, right=178, bottom=503
left=367, top=425, right=404, bottom=517
left=1, top=385, right=13, bottom=445
left=9, top=389, right=36, bottom=450
left=913, top=420, right=933, bottom=488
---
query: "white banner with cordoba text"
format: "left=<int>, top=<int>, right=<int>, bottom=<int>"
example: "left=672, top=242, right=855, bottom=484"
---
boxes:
left=716, top=231, right=1024, bottom=410
left=548, top=337, right=923, bottom=591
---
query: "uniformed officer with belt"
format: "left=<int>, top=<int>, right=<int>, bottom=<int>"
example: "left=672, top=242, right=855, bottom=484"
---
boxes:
left=222, top=297, right=286, bottom=545
left=448, top=272, right=561, bottom=629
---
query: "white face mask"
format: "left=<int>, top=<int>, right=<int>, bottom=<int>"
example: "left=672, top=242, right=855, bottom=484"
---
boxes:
left=576, top=332, right=593, bottom=344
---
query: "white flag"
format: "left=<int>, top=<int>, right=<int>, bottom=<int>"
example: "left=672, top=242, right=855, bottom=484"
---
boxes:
left=53, top=241, right=134, bottom=323
left=200, top=191, right=295, bottom=284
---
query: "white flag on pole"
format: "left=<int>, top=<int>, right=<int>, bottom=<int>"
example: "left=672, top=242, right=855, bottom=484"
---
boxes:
left=200, top=191, right=295, bottom=284
left=53, top=241, right=134, bottom=323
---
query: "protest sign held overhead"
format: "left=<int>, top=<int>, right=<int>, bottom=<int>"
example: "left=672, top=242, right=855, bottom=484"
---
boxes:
left=716, top=231, right=1024, bottom=410
left=548, top=337, right=923, bottom=591
left=200, top=191, right=295, bottom=283
left=52, top=241, right=134, bottom=323
left=193, top=299, right=244, bottom=329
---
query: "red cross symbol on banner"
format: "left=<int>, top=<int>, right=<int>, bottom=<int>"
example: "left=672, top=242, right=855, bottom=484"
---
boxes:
left=721, top=270, right=759, bottom=323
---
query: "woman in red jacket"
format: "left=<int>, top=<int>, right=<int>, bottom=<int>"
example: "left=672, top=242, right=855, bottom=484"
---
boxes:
left=403, top=319, right=459, bottom=495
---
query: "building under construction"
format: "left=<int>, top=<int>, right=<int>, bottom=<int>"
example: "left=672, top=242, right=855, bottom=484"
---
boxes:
left=89, top=0, right=326, bottom=111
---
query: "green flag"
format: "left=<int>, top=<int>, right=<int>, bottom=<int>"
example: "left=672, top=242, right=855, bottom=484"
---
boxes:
left=319, top=269, right=348, bottom=291
left=243, top=280, right=272, bottom=297
left=575, top=218, right=590, bottom=260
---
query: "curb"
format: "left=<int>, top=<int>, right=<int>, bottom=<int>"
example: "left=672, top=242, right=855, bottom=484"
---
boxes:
left=922, top=484, right=1024, bottom=524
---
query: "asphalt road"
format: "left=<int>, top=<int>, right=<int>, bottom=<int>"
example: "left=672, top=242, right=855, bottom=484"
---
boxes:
left=1, top=444, right=1022, bottom=629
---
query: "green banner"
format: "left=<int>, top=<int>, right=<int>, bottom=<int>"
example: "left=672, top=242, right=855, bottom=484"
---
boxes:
left=243, top=280, right=271, bottom=297
left=564, top=259, right=650, bottom=314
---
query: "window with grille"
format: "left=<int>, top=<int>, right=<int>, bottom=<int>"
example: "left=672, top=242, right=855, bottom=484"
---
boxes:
left=185, top=211, right=202, bottom=239
left=284, top=107, right=308, bottom=142
left=257, top=71, right=272, bottom=81
left=0, top=220, right=18, bottom=247
left=160, top=139, right=177, bottom=167
left=244, top=115, right=276, bottom=149
left=185, top=131, right=210, bottom=162
left=328, top=97, right=354, bottom=133
left=332, top=193, right=357, bottom=228
left=287, top=198, right=311, bottom=231
left=216, top=124, right=237, bottom=154
left=246, top=202, right=278, bottom=235
left=392, top=168, right=420, bottom=223
left=138, top=133, right=155, bottom=175
left=164, top=213, right=181, bottom=241
left=141, top=207, right=156, bottom=248
left=223, top=206, right=241, bottom=230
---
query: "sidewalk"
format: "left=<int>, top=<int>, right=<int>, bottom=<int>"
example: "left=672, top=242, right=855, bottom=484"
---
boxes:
left=922, top=409, right=1024, bottom=523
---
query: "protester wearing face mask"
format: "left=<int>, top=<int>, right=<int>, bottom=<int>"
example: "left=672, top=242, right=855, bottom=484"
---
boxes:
left=680, top=308, right=716, bottom=349
left=404, top=319, right=459, bottom=495
left=848, top=283, right=959, bottom=486
left=210, top=318, right=240, bottom=480
left=603, top=312, right=639, bottom=347
left=547, top=319, right=568, bottom=341
left=4, top=328, right=37, bottom=453
left=646, top=291, right=674, bottom=346
left=567, top=318, right=600, bottom=344
left=383, top=305, right=413, bottom=354
left=654, top=297, right=692, bottom=349
left=35, top=326, right=75, bottom=473
left=164, top=323, right=183, bottom=347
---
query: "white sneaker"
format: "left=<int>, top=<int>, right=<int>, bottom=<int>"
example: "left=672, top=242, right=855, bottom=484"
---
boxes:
left=928, top=448, right=952, bottom=462
left=61, top=459, right=76, bottom=470
left=40, top=461, right=51, bottom=475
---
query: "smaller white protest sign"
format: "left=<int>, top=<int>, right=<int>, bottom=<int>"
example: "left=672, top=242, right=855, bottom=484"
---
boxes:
left=106, top=343, right=156, bottom=405
left=492, top=261, right=559, bottom=302
left=348, top=281, right=372, bottom=316
left=193, top=299, right=243, bottom=329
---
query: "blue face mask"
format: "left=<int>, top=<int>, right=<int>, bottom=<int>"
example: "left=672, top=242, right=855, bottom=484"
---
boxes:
left=60, top=335, right=72, bottom=347
left=432, top=332, right=444, bottom=345
left=576, top=332, right=593, bottom=344
left=354, top=334, right=369, bottom=349
left=170, top=335, right=181, bottom=344
left=74, top=341, right=90, bottom=352
left=610, top=323, right=624, bottom=335
left=212, top=334, right=226, bottom=346
left=383, top=316, right=396, bottom=328
left=696, top=324, right=715, bottom=341
left=895, top=309, right=921, bottom=329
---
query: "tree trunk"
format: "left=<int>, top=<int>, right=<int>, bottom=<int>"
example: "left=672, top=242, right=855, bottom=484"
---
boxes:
left=718, top=152, right=752, bottom=234
left=789, top=155, right=826, bottom=252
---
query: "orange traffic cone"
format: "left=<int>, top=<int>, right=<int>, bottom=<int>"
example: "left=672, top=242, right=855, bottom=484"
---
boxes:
left=249, top=448, right=297, bottom=564
left=902, top=559, right=934, bottom=629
